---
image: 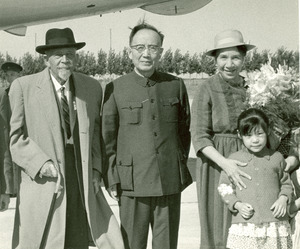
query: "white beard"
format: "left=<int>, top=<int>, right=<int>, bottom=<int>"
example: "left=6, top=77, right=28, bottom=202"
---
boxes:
left=58, top=69, right=72, bottom=82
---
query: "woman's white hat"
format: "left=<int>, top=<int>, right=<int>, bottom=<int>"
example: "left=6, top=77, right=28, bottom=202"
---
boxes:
left=206, top=29, right=255, bottom=56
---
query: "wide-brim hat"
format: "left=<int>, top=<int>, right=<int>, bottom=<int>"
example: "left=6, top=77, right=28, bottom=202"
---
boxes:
left=206, top=30, right=255, bottom=56
left=1, top=61, right=23, bottom=72
left=36, top=28, right=86, bottom=54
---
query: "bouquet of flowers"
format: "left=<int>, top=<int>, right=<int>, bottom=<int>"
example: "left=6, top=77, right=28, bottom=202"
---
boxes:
left=244, top=61, right=300, bottom=153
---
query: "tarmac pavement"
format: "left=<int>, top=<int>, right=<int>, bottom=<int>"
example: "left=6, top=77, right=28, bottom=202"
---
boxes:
left=0, top=175, right=200, bottom=249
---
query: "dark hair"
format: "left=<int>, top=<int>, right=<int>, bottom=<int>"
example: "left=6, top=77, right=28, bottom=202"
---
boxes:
left=214, top=45, right=247, bottom=58
left=129, top=21, right=164, bottom=46
left=237, top=108, right=269, bottom=136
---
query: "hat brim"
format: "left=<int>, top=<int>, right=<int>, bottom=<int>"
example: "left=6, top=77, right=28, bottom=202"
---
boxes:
left=36, top=42, right=86, bottom=54
left=206, top=43, right=255, bottom=57
left=1, top=62, right=23, bottom=72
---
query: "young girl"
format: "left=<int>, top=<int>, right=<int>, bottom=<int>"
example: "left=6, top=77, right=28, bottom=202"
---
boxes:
left=218, top=108, right=294, bottom=249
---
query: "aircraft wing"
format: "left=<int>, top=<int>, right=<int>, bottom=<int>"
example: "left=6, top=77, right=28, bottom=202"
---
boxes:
left=0, top=0, right=212, bottom=36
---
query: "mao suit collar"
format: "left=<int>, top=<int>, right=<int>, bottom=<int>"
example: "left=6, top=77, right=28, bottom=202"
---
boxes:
left=132, top=70, right=157, bottom=87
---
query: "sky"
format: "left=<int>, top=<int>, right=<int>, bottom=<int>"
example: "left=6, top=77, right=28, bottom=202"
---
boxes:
left=0, top=0, right=299, bottom=59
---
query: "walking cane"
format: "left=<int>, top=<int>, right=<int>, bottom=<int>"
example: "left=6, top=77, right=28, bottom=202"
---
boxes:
left=39, top=166, right=62, bottom=249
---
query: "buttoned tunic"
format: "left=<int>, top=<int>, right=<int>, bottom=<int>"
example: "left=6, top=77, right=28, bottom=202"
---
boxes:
left=219, top=147, right=293, bottom=224
left=102, top=70, right=192, bottom=197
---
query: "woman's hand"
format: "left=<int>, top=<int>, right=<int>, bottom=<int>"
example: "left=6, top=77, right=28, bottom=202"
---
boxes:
left=221, top=158, right=251, bottom=190
left=201, top=146, right=251, bottom=190
left=284, top=155, right=299, bottom=173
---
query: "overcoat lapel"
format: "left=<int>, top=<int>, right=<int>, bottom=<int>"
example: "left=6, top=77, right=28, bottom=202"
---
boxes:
left=35, top=69, right=63, bottom=144
left=72, top=75, right=89, bottom=133
left=69, top=76, right=77, bottom=133
left=72, top=74, right=89, bottom=190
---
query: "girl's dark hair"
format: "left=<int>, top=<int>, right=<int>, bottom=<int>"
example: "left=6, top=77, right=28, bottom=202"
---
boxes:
left=237, top=108, right=269, bottom=136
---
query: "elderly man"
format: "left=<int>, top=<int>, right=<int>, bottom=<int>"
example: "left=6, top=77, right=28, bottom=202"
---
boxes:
left=102, top=22, right=192, bottom=249
left=9, top=27, right=124, bottom=249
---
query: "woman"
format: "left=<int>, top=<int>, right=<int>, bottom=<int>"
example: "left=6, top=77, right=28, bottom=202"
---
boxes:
left=191, top=29, right=255, bottom=249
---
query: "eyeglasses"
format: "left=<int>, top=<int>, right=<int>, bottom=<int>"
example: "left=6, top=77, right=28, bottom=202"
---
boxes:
left=130, top=44, right=161, bottom=54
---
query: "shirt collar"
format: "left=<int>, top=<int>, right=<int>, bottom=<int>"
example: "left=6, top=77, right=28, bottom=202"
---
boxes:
left=50, top=73, right=70, bottom=92
left=241, top=145, right=271, bottom=162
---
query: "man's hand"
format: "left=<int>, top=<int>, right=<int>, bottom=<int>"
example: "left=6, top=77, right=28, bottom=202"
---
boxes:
left=39, top=161, right=58, bottom=178
left=271, top=195, right=288, bottom=218
left=0, top=194, right=10, bottom=211
left=108, top=184, right=119, bottom=201
left=92, top=170, right=102, bottom=194
left=234, top=202, right=254, bottom=219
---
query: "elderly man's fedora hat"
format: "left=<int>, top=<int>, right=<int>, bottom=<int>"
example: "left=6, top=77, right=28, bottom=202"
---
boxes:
left=1, top=62, right=23, bottom=72
left=206, top=30, right=255, bottom=56
left=36, top=28, right=86, bottom=54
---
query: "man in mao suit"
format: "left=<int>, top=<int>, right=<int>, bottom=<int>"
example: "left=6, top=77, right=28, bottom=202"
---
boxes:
left=9, top=28, right=124, bottom=249
left=102, top=22, right=192, bottom=249
left=0, top=87, right=13, bottom=211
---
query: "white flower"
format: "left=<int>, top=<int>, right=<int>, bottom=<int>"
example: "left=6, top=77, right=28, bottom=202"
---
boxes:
left=218, top=184, right=234, bottom=197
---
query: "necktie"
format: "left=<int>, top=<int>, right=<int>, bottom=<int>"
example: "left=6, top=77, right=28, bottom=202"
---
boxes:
left=60, top=87, right=71, bottom=139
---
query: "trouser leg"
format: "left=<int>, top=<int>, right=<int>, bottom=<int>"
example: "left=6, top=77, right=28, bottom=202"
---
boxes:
left=64, top=145, right=89, bottom=249
left=119, top=195, right=151, bottom=249
left=151, top=193, right=181, bottom=249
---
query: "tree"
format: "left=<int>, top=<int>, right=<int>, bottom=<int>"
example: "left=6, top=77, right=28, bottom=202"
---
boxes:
left=199, top=52, right=215, bottom=76
left=107, top=49, right=122, bottom=75
left=271, top=46, right=295, bottom=70
left=20, top=52, right=37, bottom=75
left=0, top=53, right=6, bottom=82
left=188, top=53, right=201, bottom=74
left=181, top=51, right=190, bottom=74
left=76, top=51, right=98, bottom=75
left=172, top=49, right=183, bottom=75
left=120, top=47, right=133, bottom=74
left=97, top=49, right=107, bottom=75
left=159, top=48, right=173, bottom=73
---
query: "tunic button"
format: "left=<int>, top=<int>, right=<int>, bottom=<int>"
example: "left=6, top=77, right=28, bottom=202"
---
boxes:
left=152, top=115, right=156, bottom=120
left=150, top=99, right=154, bottom=103
left=154, top=132, right=157, bottom=136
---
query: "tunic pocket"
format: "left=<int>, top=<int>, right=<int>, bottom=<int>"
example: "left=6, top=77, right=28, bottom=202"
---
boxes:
left=116, top=154, right=134, bottom=191
left=161, top=97, right=179, bottom=122
left=120, top=101, right=143, bottom=125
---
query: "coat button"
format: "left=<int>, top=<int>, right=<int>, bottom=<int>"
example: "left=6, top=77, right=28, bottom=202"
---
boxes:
left=154, top=132, right=157, bottom=136
left=150, top=99, right=154, bottom=103
left=152, top=115, right=156, bottom=120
